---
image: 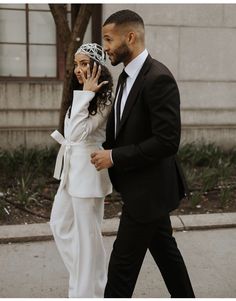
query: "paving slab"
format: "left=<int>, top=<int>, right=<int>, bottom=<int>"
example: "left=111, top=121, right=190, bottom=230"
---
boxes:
left=180, top=212, right=236, bottom=230
left=0, top=228, right=236, bottom=298
left=0, top=213, right=236, bottom=244
left=0, top=223, right=52, bottom=243
left=170, top=215, right=185, bottom=230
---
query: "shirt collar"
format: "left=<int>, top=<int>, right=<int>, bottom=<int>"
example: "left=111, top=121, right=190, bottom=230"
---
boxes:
left=124, top=49, right=148, bottom=78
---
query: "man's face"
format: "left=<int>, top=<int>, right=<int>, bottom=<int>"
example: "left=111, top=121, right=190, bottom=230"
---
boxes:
left=102, top=23, right=132, bottom=66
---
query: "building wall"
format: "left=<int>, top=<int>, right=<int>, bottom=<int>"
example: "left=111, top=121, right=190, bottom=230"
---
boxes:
left=0, top=81, right=62, bottom=148
left=1, top=4, right=236, bottom=149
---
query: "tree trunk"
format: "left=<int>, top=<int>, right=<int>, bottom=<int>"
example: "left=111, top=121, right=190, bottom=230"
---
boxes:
left=49, top=4, right=71, bottom=51
left=49, top=4, right=93, bottom=134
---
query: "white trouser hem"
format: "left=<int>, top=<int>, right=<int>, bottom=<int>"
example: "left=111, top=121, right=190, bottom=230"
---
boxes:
left=50, top=188, right=107, bottom=298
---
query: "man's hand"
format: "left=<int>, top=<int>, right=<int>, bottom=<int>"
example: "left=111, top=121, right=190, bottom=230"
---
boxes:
left=91, top=150, right=113, bottom=171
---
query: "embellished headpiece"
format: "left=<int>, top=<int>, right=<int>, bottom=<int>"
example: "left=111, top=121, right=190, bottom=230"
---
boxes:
left=75, top=43, right=106, bottom=66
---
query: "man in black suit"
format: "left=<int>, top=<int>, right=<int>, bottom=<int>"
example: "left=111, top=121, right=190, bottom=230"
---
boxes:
left=91, top=9, right=195, bottom=298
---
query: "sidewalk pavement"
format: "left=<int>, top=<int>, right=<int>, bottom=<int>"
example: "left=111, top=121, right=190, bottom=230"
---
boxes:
left=0, top=216, right=236, bottom=298
left=0, top=212, right=236, bottom=244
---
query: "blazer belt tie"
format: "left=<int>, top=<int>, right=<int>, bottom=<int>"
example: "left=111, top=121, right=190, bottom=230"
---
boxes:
left=51, top=130, right=74, bottom=189
left=51, top=130, right=102, bottom=191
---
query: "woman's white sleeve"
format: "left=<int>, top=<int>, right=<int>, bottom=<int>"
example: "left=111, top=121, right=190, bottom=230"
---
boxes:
left=69, top=90, right=109, bottom=142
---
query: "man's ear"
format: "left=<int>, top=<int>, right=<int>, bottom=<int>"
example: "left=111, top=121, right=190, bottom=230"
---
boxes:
left=127, top=31, right=136, bottom=45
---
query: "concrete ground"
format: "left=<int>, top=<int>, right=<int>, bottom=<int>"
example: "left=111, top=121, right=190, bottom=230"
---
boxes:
left=0, top=214, right=236, bottom=298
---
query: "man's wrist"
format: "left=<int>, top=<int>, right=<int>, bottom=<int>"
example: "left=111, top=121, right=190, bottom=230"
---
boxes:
left=110, top=149, right=114, bottom=165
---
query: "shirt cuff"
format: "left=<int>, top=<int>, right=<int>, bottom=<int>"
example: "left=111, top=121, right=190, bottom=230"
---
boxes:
left=110, top=149, right=114, bottom=165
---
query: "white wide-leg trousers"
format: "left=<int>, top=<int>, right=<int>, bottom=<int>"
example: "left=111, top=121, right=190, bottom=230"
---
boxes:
left=50, top=188, right=107, bottom=298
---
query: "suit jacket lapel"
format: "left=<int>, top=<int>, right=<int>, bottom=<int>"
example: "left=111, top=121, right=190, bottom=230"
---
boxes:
left=105, top=105, right=115, bottom=146
left=116, top=55, right=152, bottom=138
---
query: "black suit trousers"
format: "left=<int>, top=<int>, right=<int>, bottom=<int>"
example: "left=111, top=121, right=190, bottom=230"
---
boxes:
left=104, top=206, right=195, bottom=298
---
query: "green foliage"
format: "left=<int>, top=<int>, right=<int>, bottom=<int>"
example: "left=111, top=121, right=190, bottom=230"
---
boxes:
left=189, top=191, right=202, bottom=207
left=219, top=186, right=234, bottom=207
left=179, top=143, right=236, bottom=168
left=178, top=143, right=236, bottom=209
left=0, top=146, right=58, bottom=179
left=0, top=143, right=235, bottom=214
left=0, top=199, right=7, bottom=219
left=201, top=168, right=219, bottom=192
left=0, top=146, right=58, bottom=209
left=179, top=143, right=236, bottom=190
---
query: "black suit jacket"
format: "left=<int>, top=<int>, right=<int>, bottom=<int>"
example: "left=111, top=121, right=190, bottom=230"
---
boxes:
left=103, top=55, right=188, bottom=222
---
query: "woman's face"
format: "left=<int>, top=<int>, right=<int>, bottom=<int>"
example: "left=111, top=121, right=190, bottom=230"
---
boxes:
left=74, top=53, right=90, bottom=84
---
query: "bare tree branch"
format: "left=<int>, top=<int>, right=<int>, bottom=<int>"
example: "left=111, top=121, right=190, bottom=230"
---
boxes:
left=49, top=4, right=71, bottom=51
left=57, top=4, right=94, bottom=133
left=49, top=4, right=94, bottom=133
left=72, top=4, right=93, bottom=42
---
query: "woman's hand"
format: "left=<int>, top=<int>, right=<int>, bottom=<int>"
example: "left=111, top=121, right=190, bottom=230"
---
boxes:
left=80, top=62, right=108, bottom=93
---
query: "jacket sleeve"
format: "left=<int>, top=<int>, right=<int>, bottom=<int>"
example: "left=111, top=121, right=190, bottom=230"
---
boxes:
left=112, top=75, right=181, bottom=171
left=68, top=90, right=110, bottom=142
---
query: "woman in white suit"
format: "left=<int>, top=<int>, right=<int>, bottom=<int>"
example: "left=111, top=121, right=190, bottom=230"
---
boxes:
left=50, top=43, right=113, bottom=298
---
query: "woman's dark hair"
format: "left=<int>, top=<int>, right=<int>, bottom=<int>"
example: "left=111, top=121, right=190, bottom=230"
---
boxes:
left=69, top=59, right=113, bottom=116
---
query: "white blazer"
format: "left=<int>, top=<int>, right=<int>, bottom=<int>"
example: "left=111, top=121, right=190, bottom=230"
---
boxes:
left=51, top=90, right=112, bottom=198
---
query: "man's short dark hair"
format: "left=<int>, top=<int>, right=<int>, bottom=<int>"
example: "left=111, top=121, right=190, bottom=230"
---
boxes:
left=103, top=9, right=144, bottom=27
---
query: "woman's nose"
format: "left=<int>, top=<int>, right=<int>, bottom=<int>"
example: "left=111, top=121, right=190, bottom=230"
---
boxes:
left=75, top=67, right=80, bottom=74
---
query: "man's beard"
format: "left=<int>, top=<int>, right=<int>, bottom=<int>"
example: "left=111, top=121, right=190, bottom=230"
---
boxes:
left=111, top=42, right=131, bottom=66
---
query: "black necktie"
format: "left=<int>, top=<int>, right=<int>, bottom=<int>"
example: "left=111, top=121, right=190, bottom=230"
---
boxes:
left=115, top=70, right=128, bottom=133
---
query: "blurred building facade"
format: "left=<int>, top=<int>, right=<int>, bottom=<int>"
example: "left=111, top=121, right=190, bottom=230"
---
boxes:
left=1, top=4, right=236, bottom=149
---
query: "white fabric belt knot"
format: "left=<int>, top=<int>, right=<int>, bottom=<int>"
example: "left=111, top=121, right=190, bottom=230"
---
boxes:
left=51, top=130, right=73, bottom=181
left=51, top=130, right=103, bottom=191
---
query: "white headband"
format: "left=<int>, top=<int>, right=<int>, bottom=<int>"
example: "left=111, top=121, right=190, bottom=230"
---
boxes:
left=75, top=43, right=106, bottom=66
